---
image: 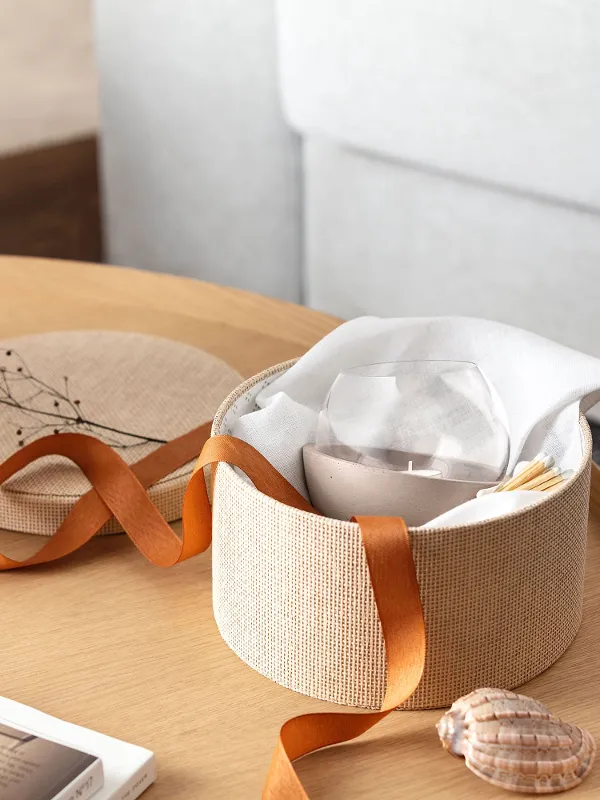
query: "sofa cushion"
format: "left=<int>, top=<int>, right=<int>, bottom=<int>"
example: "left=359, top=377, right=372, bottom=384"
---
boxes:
left=278, top=0, right=600, bottom=208
left=304, top=137, right=600, bottom=356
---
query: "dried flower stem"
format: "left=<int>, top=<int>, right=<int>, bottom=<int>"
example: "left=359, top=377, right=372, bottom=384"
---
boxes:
left=0, top=349, right=168, bottom=449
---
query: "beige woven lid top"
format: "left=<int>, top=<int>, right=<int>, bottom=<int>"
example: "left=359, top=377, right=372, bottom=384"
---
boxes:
left=0, top=331, right=241, bottom=534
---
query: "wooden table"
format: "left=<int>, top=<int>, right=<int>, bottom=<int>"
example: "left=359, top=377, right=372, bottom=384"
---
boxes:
left=1, top=255, right=599, bottom=799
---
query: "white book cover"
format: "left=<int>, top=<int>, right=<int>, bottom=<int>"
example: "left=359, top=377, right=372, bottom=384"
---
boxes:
left=0, top=698, right=155, bottom=800
left=0, top=722, right=102, bottom=800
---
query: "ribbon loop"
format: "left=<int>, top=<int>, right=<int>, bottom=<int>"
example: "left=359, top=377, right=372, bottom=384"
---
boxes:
left=0, top=430, right=427, bottom=799
left=0, top=429, right=309, bottom=569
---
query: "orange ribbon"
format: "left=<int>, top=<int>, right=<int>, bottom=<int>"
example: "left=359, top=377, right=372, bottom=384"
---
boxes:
left=0, top=430, right=426, bottom=797
left=263, top=515, right=425, bottom=798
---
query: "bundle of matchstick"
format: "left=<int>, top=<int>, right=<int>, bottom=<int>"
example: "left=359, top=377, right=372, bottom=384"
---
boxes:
left=494, top=453, right=573, bottom=493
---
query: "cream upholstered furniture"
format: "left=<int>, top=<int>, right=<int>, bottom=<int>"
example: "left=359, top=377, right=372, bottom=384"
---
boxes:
left=94, top=1, right=600, bottom=351
left=0, top=0, right=97, bottom=155
left=0, top=1, right=100, bottom=261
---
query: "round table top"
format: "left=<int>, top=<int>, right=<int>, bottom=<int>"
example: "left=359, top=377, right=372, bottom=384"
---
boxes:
left=0, top=256, right=339, bottom=378
left=1, top=256, right=600, bottom=799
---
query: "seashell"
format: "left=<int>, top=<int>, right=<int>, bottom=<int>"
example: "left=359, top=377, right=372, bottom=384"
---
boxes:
left=436, top=688, right=596, bottom=794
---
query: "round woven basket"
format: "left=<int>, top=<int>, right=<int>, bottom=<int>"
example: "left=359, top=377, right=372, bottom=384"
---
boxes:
left=0, top=331, right=241, bottom=536
left=211, top=361, right=591, bottom=710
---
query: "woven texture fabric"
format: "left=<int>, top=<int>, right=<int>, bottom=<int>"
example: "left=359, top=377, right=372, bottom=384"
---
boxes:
left=212, top=362, right=591, bottom=710
left=0, top=331, right=241, bottom=535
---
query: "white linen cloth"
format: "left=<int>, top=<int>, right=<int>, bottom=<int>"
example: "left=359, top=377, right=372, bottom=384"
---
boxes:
left=232, top=317, right=600, bottom=525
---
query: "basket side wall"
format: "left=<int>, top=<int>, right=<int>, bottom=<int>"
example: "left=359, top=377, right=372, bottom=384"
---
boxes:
left=212, top=363, right=591, bottom=709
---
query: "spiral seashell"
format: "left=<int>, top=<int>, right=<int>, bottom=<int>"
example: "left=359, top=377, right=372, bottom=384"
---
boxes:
left=436, top=688, right=596, bottom=794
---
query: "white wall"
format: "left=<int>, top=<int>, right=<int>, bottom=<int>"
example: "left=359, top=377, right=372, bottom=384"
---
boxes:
left=94, top=0, right=302, bottom=300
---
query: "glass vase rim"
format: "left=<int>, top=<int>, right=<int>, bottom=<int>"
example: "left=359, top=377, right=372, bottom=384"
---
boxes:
left=340, top=359, right=479, bottom=374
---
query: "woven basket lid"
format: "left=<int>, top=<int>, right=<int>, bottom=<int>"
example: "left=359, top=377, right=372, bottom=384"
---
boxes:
left=0, top=331, right=242, bottom=535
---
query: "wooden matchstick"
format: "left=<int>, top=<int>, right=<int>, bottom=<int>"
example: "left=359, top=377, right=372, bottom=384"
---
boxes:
left=496, top=454, right=554, bottom=492
left=538, top=470, right=573, bottom=492
left=517, top=468, right=559, bottom=492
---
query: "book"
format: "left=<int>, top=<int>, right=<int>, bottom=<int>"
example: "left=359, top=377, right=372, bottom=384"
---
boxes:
left=0, top=698, right=155, bottom=800
left=0, top=722, right=102, bottom=800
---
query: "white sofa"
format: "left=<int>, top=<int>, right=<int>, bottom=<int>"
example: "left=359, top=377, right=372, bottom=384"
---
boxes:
left=94, top=0, right=600, bottom=354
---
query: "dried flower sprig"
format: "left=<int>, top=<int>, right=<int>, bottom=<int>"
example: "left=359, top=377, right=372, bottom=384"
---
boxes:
left=0, top=349, right=168, bottom=449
